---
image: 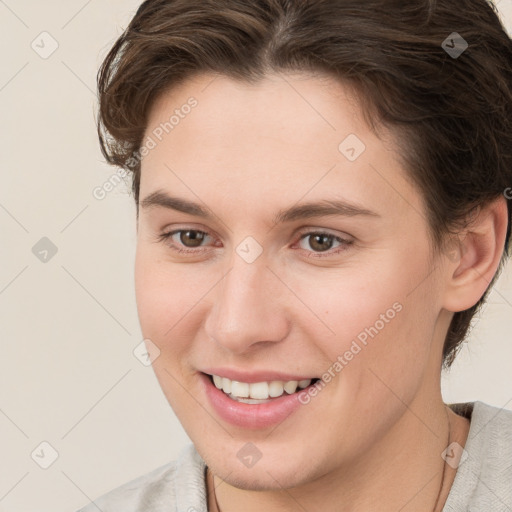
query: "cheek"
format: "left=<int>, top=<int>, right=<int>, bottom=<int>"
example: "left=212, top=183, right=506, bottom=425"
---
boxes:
left=289, top=262, right=405, bottom=349
left=134, top=244, right=218, bottom=376
left=298, top=251, right=438, bottom=399
left=134, top=247, right=206, bottom=414
left=134, top=245, right=195, bottom=339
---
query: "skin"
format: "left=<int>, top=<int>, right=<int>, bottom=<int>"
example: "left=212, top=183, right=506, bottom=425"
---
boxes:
left=134, top=71, right=508, bottom=512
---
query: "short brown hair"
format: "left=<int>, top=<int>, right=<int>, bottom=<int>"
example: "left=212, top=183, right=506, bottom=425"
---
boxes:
left=97, top=0, right=512, bottom=368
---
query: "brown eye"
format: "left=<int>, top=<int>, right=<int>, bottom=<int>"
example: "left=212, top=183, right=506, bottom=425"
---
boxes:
left=296, top=231, right=352, bottom=258
left=305, top=233, right=336, bottom=252
left=176, top=230, right=208, bottom=248
left=158, top=229, right=213, bottom=254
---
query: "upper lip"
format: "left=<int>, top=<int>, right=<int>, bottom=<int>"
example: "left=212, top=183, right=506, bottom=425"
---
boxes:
left=201, top=368, right=318, bottom=383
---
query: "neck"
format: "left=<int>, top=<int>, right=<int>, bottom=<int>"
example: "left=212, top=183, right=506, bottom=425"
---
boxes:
left=209, top=396, right=470, bottom=512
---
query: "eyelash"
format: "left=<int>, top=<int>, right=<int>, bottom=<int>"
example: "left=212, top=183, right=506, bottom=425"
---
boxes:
left=156, top=228, right=353, bottom=259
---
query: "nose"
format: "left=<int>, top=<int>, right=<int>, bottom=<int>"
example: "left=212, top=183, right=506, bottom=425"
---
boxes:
left=204, top=251, right=291, bottom=355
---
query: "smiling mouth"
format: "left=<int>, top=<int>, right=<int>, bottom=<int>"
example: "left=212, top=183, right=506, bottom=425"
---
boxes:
left=207, top=373, right=320, bottom=404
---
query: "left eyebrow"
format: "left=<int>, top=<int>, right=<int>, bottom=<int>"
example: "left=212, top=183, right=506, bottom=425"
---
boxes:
left=139, top=190, right=380, bottom=223
left=272, top=199, right=380, bottom=224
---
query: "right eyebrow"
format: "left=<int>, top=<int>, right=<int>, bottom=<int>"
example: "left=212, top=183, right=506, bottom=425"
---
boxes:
left=140, top=191, right=213, bottom=219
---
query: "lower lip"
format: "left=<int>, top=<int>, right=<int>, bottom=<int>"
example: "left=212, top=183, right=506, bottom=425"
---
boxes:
left=200, top=373, right=311, bottom=429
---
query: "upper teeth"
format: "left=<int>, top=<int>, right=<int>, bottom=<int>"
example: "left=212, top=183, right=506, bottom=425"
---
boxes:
left=212, top=374, right=312, bottom=400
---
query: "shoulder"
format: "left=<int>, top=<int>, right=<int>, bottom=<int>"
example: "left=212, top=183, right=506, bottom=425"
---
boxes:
left=444, top=401, right=512, bottom=511
left=76, top=461, right=177, bottom=512
left=464, top=400, right=512, bottom=453
left=75, top=444, right=207, bottom=512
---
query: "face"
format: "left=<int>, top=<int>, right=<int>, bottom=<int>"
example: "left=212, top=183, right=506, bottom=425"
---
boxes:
left=135, top=71, right=451, bottom=490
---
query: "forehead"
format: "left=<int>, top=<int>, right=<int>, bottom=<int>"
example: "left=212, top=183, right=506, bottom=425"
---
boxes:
left=144, top=71, right=368, bottom=161
left=140, top=72, right=422, bottom=224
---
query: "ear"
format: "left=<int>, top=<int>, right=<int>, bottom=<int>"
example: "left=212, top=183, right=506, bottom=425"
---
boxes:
left=442, top=195, right=509, bottom=312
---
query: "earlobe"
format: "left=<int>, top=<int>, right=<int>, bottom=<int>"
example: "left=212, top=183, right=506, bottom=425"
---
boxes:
left=443, top=196, right=509, bottom=312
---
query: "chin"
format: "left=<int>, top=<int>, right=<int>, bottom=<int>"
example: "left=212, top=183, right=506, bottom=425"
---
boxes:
left=201, top=443, right=324, bottom=491
left=225, top=474, right=284, bottom=491
left=218, top=467, right=305, bottom=491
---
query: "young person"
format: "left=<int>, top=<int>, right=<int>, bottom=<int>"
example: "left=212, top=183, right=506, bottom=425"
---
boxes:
left=78, top=0, right=512, bottom=510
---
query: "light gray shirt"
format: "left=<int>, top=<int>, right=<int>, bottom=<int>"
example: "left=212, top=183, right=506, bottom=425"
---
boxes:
left=76, top=401, right=512, bottom=511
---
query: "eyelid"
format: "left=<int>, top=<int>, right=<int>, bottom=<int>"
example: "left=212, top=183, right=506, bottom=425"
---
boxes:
left=294, top=226, right=353, bottom=241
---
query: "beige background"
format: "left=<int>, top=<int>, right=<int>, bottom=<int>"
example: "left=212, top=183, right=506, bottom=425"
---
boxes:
left=0, top=1, right=511, bottom=511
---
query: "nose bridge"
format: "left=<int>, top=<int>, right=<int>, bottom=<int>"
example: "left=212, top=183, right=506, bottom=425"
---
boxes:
left=205, top=251, right=289, bottom=353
